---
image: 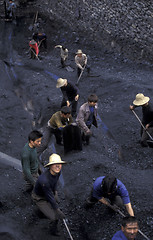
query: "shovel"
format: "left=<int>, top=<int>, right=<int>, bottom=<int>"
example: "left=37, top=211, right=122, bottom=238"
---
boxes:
left=63, top=219, right=74, bottom=240
left=76, top=67, right=85, bottom=85
left=30, top=48, right=40, bottom=61
left=132, top=110, right=153, bottom=147
left=29, top=11, right=39, bottom=31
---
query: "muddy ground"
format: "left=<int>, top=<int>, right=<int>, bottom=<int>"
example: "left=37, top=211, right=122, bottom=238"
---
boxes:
left=0, top=6, right=153, bottom=240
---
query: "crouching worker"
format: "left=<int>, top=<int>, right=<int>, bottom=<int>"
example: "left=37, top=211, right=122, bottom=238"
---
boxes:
left=37, top=106, right=73, bottom=156
left=32, top=154, right=66, bottom=236
left=29, top=39, right=39, bottom=59
left=21, top=130, right=43, bottom=192
left=112, top=216, right=139, bottom=240
left=4, top=0, right=16, bottom=21
left=86, top=176, right=134, bottom=216
left=33, top=32, right=47, bottom=49
left=76, top=94, right=98, bottom=145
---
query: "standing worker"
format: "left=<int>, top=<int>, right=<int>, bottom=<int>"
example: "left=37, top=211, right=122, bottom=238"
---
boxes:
left=75, top=49, right=90, bottom=78
left=56, top=78, right=79, bottom=117
left=112, top=216, right=139, bottom=240
left=55, top=45, right=68, bottom=68
left=21, top=130, right=43, bottom=192
left=76, top=94, right=98, bottom=145
left=4, top=0, right=16, bottom=21
left=130, top=93, right=153, bottom=147
left=29, top=39, right=39, bottom=59
left=86, top=176, right=134, bottom=216
left=32, top=154, right=66, bottom=236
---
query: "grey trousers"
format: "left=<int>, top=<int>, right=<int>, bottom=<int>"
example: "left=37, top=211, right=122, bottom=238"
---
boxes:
left=37, top=126, right=62, bottom=156
left=23, top=172, right=38, bottom=192
left=32, top=192, right=57, bottom=222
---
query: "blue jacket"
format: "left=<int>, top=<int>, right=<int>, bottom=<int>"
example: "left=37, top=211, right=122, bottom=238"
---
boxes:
left=93, top=176, right=130, bottom=204
left=112, top=230, right=128, bottom=240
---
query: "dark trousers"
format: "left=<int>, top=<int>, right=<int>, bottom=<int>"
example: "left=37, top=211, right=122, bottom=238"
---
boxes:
left=82, top=125, right=91, bottom=145
left=39, top=39, right=47, bottom=49
left=30, top=49, right=36, bottom=59
left=61, top=98, right=78, bottom=117
left=61, top=58, right=66, bottom=68
left=141, top=127, right=153, bottom=147
left=77, top=65, right=90, bottom=77
left=37, top=126, right=62, bottom=156
left=23, top=172, right=39, bottom=192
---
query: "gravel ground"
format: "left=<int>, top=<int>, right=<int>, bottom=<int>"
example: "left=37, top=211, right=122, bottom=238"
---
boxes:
left=0, top=9, right=153, bottom=240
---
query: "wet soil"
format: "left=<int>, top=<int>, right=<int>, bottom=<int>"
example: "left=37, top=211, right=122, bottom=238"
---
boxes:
left=0, top=8, right=153, bottom=240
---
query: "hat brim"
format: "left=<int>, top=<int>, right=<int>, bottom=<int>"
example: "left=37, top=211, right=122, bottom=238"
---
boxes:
left=56, top=79, right=67, bottom=88
left=133, top=97, right=150, bottom=106
left=30, top=40, right=37, bottom=45
left=44, top=161, right=67, bottom=168
left=76, top=51, right=83, bottom=54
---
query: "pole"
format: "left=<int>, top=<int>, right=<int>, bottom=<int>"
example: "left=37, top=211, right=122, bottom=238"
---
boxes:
left=34, top=11, right=38, bottom=24
left=63, top=219, right=74, bottom=240
left=77, top=67, right=85, bottom=85
left=30, top=48, right=40, bottom=61
left=111, top=205, right=150, bottom=240
left=132, top=110, right=153, bottom=140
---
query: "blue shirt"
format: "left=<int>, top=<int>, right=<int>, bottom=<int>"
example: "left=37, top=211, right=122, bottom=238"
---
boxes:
left=112, top=230, right=128, bottom=240
left=34, top=169, right=60, bottom=209
left=86, top=106, right=94, bottom=126
left=93, top=176, right=130, bottom=204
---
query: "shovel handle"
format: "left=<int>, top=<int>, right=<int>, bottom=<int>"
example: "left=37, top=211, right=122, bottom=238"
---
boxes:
left=63, top=219, right=74, bottom=240
left=132, top=110, right=153, bottom=140
left=77, top=67, right=85, bottom=84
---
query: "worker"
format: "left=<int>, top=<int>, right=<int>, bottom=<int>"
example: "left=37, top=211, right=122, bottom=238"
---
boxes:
left=56, top=78, right=79, bottom=117
left=21, top=130, right=42, bottom=192
left=130, top=93, right=153, bottom=147
left=112, top=216, right=139, bottom=240
left=33, top=32, right=47, bottom=49
left=37, top=106, right=73, bottom=156
left=32, top=154, right=66, bottom=236
left=29, top=39, right=39, bottom=59
left=75, top=49, right=90, bottom=77
left=86, top=175, right=134, bottom=216
left=76, top=94, right=98, bottom=145
left=4, top=0, right=16, bottom=21
left=55, top=45, right=68, bottom=68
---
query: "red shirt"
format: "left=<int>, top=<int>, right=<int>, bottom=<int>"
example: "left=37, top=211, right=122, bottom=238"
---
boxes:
left=29, top=41, right=39, bottom=55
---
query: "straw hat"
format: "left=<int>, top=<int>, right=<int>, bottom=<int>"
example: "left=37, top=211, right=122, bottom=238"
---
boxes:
left=44, top=154, right=66, bottom=168
left=56, top=78, right=67, bottom=88
left=76, top=49, right=83, bottom=54
left=133, top=93, right=150, bottom=106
